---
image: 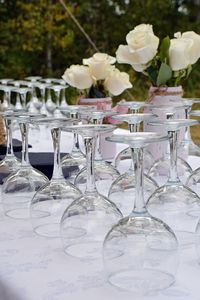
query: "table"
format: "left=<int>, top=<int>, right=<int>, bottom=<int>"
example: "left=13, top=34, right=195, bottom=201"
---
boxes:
left=1, top=127, right=200, bottom=300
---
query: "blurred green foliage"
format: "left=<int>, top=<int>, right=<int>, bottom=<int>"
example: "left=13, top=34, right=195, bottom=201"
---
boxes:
left=0, top=0, right=200, bottom=103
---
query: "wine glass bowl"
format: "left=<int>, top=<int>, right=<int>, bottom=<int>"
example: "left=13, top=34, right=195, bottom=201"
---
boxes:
left=147, top=119, right=200, bottom=246
left=60, top=124, right=122, bottom=260
left=103, top=132, right=179, bottom=294
left=30, top=117, right=82, bottom=238
left=2, top=113, right=49, bottom=219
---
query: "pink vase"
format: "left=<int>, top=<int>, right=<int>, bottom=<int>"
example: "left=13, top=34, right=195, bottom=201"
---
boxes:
left=144, top=86, right=187, bottom=161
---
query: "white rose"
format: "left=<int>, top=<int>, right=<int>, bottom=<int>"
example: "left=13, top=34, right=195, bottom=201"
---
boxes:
left=83, top=52, right=116, bottom=80
left=116, top=45, right=148, bottom=71
left=181, top=31, right=200, bottom=64
left=116, top=24, right=159, bottom=71
left=62, top=65, right=93, bottom=90
left=104, top=68, right=132, bottom=96
left=169, top=37, right=193, bottom=71
left=133, top=24, right=154, bottom=33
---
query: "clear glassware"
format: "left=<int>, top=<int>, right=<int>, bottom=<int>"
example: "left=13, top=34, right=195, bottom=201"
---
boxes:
left=49, top=85, right=68, bottom=117
left=178, top=98, right=200, bottom=156
left=46, top=87, right=56, bottom=115
left=186, top=110, right=200, bottom=195
left=114, top=101, right=154, bottom=171
left=12, top=87, right=32, bottom=110
left=53, top=79, right=66, bottom=85
left=60, top=105, right=96, bottom=183
left=74, top=111, right=119, bottom=196
left=40, top=78, right=57, bottom=84
left=30, top=117, right=82, bottom=238
left=60, top=88, right=68, bottom=108
left=0, top=111, right=21, bottom=185
left=25, top=76, right=42, bottom=82
left=103, top=132, right=179, bottom=294
left=60, top=124, right=122, bottom=260
left=9, top=81, right=28, bottom=110
left=147, top=119, right=200, bottom=247
left=2, top=113, right=49, bottom=219
left=37, top=83, right=51, bottom=115
left=0, top=79, right=14, bottom=84
left=147, top=104, right=192, bottom=185
left=0, top=85, right=14, bottom=110
left=108, top=113, right=158, bottom=216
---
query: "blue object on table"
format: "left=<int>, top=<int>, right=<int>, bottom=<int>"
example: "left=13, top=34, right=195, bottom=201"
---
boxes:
left=0, top=152, right=78, bottom=183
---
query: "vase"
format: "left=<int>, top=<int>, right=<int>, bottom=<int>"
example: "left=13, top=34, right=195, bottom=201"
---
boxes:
left=77, top=97, right=112, bottom=111
left=144, top=86, right=186, bottom=161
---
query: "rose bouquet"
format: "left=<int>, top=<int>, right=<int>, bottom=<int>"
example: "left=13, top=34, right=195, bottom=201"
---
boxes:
left=62, top=52, right=132, bottom=97
left=116, top=24, right=200, bottom=87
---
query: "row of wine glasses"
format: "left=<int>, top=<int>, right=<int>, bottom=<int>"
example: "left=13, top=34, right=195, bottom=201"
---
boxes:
left=1, top=99, right=200, bottom=296
left=0, top=77, right=69, bottom=116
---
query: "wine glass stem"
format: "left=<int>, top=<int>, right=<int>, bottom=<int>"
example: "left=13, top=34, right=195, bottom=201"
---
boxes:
left=70, top=112, right=81, bottom=153
left=6, top=91, right=11, bottom=108
left=93, top=117, right=103, bottom=160
left=41, top=89, right=45, bottom=106
left=56, top=91, right=60, bottom=107
left=184, top=107, right=192, bottom=141
left=72, top=132, right=80, bottom=153
left=129, top=123, right=138, bottom=171
left=84, top=136, right=97, bottom=194
left=129, top=123, right=137, bottom=133
left=21, top=94, right=26, bottom=109
left=20, top=122, right=30, bottom=166
left=51, top=127, right=64, bottom=180
left=5, top=119, right=14, bottom=157
left=168, top=130, right=180, bottom=183
left=131, top=147, right=147, bottom=215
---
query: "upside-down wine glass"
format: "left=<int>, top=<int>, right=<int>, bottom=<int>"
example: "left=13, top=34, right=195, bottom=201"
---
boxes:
left=0, top=79, right=14, bottom=85
left=37, top=83, right=51, bottom=115
left=147, top=104, right=192, bottom=185
left=60, top=124, right=122, bottom=260
left=0, top=85, right=14, bottom=110
left=13, top=87, right=32, bottom=110
left=60, top=105, right=96, bottom=183
left=49, top=85, right=68, bottom=117
left=46, top=87, right=56, bottom=115
left=147, top=119, right=200, bottom=246
left=114, top=101, right=154, bottom=171
left=186, top=110, right=200, bottom=195
left=177, top=98, right=200, bottom=157
left=30, top=117, right=82, bottom=238
left=108, top=113, right=159, bottom=216
left=103, top=132, right=179, bottom=294
left=60, top=88, right=68, bottom=109
left=0, top=111, right=21, bottom=185
left=2, top=113, right=49, bottom=219
left=25, top=76, right=42, bottom=82
left=74, top=110, right=120, bottom=196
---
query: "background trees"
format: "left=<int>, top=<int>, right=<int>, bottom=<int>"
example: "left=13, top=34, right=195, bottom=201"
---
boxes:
left=0, top=0, right=200, bottom=100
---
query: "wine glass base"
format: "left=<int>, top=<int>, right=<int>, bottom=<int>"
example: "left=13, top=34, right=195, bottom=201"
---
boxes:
left=175, top=230, right=197, bottom=249
left=33, top=223, right=62, bottom=238
left=2, top=166, right=49, bottom=219
left=5, top=208, right=30, bottom=220
left=30, top=180, right=81, bottom=238
left=64, top=241, right=103, bottom=260
left=108, top=269, right=175, bottom=294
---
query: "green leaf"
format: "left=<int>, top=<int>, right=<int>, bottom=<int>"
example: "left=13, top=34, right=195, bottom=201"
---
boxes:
left=156, top=63, right=172, bottom=86
left=146, top=66, right=158, bottom=86
left=159, top=36, right=170, bottom=62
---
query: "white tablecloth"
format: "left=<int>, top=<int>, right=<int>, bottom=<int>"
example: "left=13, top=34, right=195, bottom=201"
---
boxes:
left=1, top=127, right=200, bottom=300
